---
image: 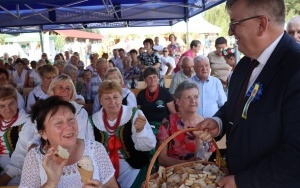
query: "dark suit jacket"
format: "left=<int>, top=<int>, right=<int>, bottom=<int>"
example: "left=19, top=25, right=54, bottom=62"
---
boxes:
left=215, top=32, right=300, bottom=188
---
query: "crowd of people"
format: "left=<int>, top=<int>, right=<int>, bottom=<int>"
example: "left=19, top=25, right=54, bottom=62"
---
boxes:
left=0, top=1, right=300, bottom=186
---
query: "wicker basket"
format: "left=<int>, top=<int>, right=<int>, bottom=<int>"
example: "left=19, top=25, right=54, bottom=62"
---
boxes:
left=142, top=127, right=227, bottom=188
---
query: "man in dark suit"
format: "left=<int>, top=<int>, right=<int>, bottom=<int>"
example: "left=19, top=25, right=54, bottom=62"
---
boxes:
left=194, top=0, right=300, bottom=187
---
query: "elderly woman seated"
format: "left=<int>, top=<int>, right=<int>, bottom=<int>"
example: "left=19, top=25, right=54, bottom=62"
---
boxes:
left=20, top=96, right=118, bottom=188
left=0, top=85, right=36, bottom=186
left=88, top=80, right=156, bottom=188
left=0, top=68, right=25, bottom=110
left=157, top=81, right=214, bottom=167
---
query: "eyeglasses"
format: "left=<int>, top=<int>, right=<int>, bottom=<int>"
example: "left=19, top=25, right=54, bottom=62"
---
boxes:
left=229, top=15, right=261, bottom=33
left=163, top=50, right=168, bottom=52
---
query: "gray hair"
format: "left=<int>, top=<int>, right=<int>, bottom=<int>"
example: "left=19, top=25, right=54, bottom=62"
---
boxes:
left=226, top=0, right=285, bottom=26
left=174, top=80, right=199, bottom=99
left=194, top=55, right=209, bottom=66
left=287, top=15, right=300, bottom=28
left=64, top=64, right=78, bottom=76
left=96, top=58, right=108, bottom=67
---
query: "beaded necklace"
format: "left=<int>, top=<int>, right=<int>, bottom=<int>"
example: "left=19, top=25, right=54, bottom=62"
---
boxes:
left=103, top=107, right=123, bottom=134
left=0, top=112, right=19, bottom=132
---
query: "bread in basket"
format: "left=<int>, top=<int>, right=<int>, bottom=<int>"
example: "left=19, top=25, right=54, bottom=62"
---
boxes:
left=142, top=128, right=227, bottom=188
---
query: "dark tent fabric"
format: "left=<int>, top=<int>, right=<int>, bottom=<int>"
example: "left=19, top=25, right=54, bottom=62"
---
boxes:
left=0, top=0, right=225, bottom=32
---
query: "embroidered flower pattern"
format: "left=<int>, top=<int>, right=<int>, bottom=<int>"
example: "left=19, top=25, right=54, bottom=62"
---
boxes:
left=222, top=48, right=235, bottom=56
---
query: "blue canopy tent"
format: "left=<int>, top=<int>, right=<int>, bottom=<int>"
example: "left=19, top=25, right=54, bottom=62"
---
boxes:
left=0, top=0, right=226, bottom=32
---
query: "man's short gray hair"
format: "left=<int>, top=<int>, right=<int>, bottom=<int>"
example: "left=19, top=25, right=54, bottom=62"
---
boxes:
left=287, top=15, right=300, bottom=28
left=226, top=0, right=285, bottom=26
left=64, top=64, right=78, bottom=76
left=194, top=55, right=209, bottom=65
left=96, top=58, right=108, bottom=66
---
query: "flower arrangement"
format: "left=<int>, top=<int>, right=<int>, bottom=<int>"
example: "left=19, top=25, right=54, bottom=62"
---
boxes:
left=222, top=48, right=235, bottom=57
left=242, top=82, right=263, bottom=119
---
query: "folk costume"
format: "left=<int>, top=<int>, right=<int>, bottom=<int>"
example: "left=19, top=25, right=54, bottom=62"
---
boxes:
left=0, top=109, right=36, bottom=185
left=88, top=105, right=156, bottom=188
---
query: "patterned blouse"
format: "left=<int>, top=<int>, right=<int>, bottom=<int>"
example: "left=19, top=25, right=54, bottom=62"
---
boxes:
left=123, top=66, right=142, bottom=80
left=138, top=51, right=161, bottom=67
left=157, top=113, right=196, bottom=160
left=167, top=43, right=182, bottom=64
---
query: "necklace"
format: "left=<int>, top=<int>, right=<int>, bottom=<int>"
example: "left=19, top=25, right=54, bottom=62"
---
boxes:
left=0, top=112, right=19, bottom=132
left=146, top=86, right=159, bottom=102
left=103, top=107, right=123, bottom=134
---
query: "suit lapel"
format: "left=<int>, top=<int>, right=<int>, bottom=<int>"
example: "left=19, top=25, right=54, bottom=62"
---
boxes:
left=229, top=32, right=291, bottom=136
left=227, top=57, right=251, bottom=117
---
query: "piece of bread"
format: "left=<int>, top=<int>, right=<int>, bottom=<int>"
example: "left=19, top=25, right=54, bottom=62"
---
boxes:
left=57, top=145, right=70, bottom=159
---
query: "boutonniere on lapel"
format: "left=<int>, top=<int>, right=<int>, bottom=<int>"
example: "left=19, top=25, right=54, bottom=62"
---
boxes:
left=242, top=82, right=263, bottom=119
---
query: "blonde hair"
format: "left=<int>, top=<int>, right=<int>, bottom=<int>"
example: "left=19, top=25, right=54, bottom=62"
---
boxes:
left=104, top=67, right=124, bottom=85
left=47, top=74, right=76, bottom=101
left=98, top=80, right=122, bottom=99
left=0, top=84, right=17, bottom=101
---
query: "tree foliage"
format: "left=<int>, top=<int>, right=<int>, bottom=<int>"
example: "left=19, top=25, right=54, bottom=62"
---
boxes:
left=54, top=35, right=66, bottom=52
left=203, top=2, right=229, bottom=37
left=0, top=34, right=5, bottom=45
left=204, top=1, right=300, bottom=36
left=285, top=0, right=300, bottom=21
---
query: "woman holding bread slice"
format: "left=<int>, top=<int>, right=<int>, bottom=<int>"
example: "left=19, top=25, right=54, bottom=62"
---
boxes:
left=88, top=80, right=156, bottom=188
left=19, top=96, right=119, bottom=188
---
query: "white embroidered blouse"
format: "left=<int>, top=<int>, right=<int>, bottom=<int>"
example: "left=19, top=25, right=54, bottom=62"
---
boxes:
left=19, top=140, right=115, bottom=188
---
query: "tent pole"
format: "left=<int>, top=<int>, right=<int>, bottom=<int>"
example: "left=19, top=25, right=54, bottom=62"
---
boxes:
left=184, top=5, right=189, bottom=50
left=186, top=20, right=189, bottom=49
left=39, top=30, right=44, bottom=53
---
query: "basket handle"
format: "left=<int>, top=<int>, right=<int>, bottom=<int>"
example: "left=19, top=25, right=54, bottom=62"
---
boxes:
left=145, top=127, right=222, bottom=188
